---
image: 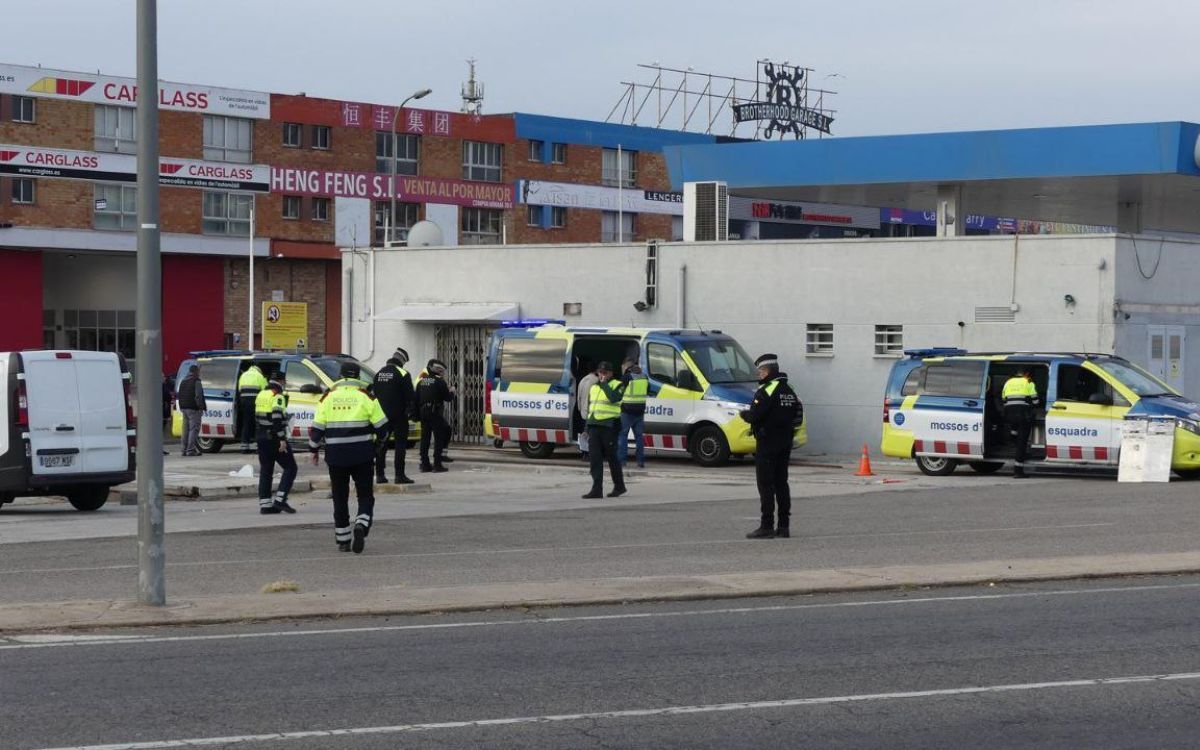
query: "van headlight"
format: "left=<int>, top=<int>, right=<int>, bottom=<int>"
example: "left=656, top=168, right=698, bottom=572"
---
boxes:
left=1177, top=418, right=1200, bottom=436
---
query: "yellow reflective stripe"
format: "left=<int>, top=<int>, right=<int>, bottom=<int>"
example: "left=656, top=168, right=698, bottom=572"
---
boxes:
left=504, top=382, right=553, bottom=394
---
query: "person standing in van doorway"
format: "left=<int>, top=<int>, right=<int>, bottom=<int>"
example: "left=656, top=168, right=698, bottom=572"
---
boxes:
left=583, top=361, right=627, bottom=499
left=576, top=360, right=598, bottom=461
left=372, top=348, right=415, bottom=485
left=177, top=365, right=206, bottom=456
left=1002, top=368, right=1040, bottom=479
left=237, top=362, right=268, bottom=454
left=417, top=359, right=454, bottom=473
left=618, top=358, right=648, bottom=469
left=310, top=362, right=388, bottom=553
left=740, top=354, right=801, bottom=539
left=255, top=373, right=297, bottom=514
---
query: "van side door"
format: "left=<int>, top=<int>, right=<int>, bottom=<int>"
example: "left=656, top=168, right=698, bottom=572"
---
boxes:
left=280, top=360, right=325, bottom=441
left=1044, top=362, right=1126, bottom=464
left=644, top=342, right=700, bottom=451
left=898, top=360, right=986, bottom=460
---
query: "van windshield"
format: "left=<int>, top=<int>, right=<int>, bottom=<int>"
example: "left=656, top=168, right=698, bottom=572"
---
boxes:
left=1095, top=360, right=1177, bottom=397
left=683, top=339, right=758, bottom=384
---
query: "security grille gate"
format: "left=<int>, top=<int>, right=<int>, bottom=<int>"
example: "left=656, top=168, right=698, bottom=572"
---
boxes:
left=435, top=324, right=493, bottom=444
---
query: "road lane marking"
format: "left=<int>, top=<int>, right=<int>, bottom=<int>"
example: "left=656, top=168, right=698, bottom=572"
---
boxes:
left=0, top=522, right=1118, bottom=575
left=31, top=670, right=1200, bottom=750
left=3, top=580, right=1199, bottom=651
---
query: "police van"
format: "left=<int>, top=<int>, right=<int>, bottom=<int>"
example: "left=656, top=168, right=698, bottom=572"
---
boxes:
left=881, top=348, right=1200, bottom=478
left=484, top=324, right=806, bottom=466
left=0, top=350, right=134, bottom=511
left=171, top=351, right=418, bottom=452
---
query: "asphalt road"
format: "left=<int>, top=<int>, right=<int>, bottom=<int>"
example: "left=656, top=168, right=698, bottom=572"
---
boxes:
left=6, top=576, right=1200, bottom=749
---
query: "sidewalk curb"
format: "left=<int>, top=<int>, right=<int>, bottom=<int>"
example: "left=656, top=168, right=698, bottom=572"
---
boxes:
left=4, top=552, right=1200, bottom=634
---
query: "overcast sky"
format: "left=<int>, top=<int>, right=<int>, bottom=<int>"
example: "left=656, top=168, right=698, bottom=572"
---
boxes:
left=9, top=0, right=1197, bottom=137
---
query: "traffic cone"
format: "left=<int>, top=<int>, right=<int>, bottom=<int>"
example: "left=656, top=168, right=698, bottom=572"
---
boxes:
left=855, top=444, right=875, bottom=477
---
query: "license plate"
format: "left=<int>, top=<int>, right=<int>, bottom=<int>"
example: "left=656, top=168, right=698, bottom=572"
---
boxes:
left=39, top=455, right=75, bottom=468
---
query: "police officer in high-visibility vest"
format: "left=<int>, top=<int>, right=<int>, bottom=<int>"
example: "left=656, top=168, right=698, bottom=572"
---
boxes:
left=1002, top=367, right=1040, bottom=479
left=740, top=353, right=802, bottom=539
left=237, top=363, right=268, bottom=454
left=583, top=361, right=627, bottom=499
left=309, top=363, right=388, bottom=553
left=254, top=372, right=297, bottom=515
left=371, top=347, right=415, bottom=485
left=617, top=358, right=649, bottom=470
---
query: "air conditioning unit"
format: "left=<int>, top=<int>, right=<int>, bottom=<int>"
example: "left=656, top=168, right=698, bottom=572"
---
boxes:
left=683, top=181, right=728, bottom=242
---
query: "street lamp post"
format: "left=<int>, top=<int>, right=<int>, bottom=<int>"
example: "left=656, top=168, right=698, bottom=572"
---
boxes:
left=388, top=88, right=432, bottom=246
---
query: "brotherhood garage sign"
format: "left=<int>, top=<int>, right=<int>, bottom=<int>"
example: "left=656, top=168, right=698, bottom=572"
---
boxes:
left=0, top=144, right=270, bottom=192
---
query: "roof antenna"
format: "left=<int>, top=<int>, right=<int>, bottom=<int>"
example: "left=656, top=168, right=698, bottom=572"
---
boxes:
left=461, top=58, right=484, bottom=115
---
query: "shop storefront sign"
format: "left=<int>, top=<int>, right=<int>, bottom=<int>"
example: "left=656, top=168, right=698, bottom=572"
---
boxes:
left=271, top=167, right=513, bottom=209
left=517, top=180, right=683, bottom=215
left=0, top=144, right=269, bottom=192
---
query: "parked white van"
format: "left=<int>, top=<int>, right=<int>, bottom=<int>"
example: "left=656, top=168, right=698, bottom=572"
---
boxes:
left=0, top=351, right=135, bottom=511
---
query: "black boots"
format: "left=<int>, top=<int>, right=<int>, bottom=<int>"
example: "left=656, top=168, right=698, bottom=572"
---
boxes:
left=352, top=524, right=367, bottom=554
left=608, top=485, right=627, bottom=498
left=582, top=488, right=603, bottom=499
left=395, top=474, right=415, bottom=485
left=746, top=527, right=775, bottom=539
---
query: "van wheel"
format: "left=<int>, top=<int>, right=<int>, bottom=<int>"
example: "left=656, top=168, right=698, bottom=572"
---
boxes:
left=197, top=437, right=225, bottom=454
left=519, top=441, right=555, bottom=459
left=916, top=456, right=959, bottom=476
left=66, top=486, right=110, bottom=512
left=1174, top=469, right=1200, bottom=480
left=969, top=461, right=1005, bottom=475
left=691, top=425, right=731, bottom=467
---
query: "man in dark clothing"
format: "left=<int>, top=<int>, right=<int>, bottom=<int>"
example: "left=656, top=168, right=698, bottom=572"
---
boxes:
left=583, top=361, right=627, bottom=499
left=740, top=353, right=802, bottom=539
left=254, top=373, right=297, bottom=515
left=416, top=359, right=454, bottom=473
left=177, top=364, right=207, bottom=456
left=372, top=347, right=415, bottom=484
left=617, top=358, right=648, bottom=469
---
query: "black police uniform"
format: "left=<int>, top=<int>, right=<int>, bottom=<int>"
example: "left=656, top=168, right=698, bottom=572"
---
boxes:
left=371, top=351, right=414, bottom=483
left=741, top=360, right=802, bottom=538
left=416, top=365, right=453, bottom=472
left=255, top=382, right=297, bottom=514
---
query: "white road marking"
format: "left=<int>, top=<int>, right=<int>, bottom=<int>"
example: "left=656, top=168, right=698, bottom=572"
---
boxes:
left=0, top=522, right=1117, bottom=575
left=2, top=580, right=1197, bottom=652
left=31, top=670, right=1200, bottom=750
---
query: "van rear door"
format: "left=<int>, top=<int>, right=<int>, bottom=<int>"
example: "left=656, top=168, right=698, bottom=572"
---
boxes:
left=72, top=352, right=130, bottom=474
left=898, top=359, right=987, bottom=459
left=23, top=352, right=85, bottom=476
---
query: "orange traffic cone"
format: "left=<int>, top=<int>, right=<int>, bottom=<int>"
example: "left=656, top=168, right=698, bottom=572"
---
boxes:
left=855, top=444, right=875, bottom=477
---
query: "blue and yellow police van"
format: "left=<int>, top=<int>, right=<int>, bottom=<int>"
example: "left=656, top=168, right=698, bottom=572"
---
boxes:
left=484, top=323, right=806, bottom=467
left=881, top=348, right=1200, bottom=478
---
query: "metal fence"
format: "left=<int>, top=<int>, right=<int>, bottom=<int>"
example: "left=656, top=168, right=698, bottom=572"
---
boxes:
left=435, top=324, right=492, bottom=444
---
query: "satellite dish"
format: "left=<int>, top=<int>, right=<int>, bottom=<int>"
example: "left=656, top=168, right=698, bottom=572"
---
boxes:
left=406, top=220, right=445, bottom=248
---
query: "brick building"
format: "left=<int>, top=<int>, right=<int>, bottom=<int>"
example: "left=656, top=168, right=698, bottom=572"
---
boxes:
left=0, top=62, right=716, bottom=374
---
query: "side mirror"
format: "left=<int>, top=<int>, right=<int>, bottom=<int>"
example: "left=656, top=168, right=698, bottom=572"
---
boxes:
left=1088, top=392, right=1112, bottom=406
left=676, top=370, right=701, bottom=392
left=299, top=384, right=324, bottom=395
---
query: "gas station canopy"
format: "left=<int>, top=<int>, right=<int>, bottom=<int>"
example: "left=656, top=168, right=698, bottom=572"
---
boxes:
left=664, top=121, right=1200, bottom=233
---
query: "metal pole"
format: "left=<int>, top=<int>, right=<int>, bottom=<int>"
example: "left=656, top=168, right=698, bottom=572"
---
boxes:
left=248, top=202, right=255, bottom=349
left=135, top=0, right=164, bottom=606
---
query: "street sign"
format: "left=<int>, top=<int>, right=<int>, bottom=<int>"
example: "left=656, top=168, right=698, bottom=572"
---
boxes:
left=261, top=301, right=307, bottom=351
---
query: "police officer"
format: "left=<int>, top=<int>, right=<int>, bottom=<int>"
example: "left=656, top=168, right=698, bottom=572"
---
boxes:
left=309, top=363, right=388, bottom=553
left=236, top=362, right=268, bottom=454
left=1002, top=367, right=1040, bottom=479
left=618, top=358, right=648, bottom=469
left=372, top=347, right=415, bottom=485
left=583, top=361, right=627, bottom=499
left=254, top=372, right=297, bottom=515
left=417, top=359, right=455, bottom=473
left=740, top=353, right=801, bottom=539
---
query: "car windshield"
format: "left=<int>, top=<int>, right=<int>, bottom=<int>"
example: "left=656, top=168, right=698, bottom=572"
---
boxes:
left=683, top=339, right=758, bottom=384
left=1095, top=360, right=1177, bottom=397
left=311, top=357, right=375, bottom=382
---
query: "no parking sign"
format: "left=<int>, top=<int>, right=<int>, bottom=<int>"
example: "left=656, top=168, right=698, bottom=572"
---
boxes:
left=261, top=302, right=308, bottom=351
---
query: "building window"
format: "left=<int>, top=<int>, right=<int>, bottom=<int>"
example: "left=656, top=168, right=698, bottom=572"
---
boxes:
left=601, top=148, right=636, bottom=187
left=600, top=211, right=635, bottom=242
left=461, top=207, right=502, bottom=245
left=374, top=201, right=419, bottom=244
left=63, top=309, right=136, bottom=361
left=806, top=324, right=834, bottom=355
left=526, top=205, right=541, bottom=227
left=282, top=195, right=301, bottom=220
left=202, top=190, right=253, bottom=236
left=550, top=206, right=566, bottom=229
left=874, top=324, right=904, bottom=356
left=462, top=141, right=502, bottom=182
left=551, top=142, right=567, bottom=164
left=12, top=95, right=35, bottom=123
left=94, top=105, right=136, bottom=153
left=312, top=197, right=330, bottom=222
left=93, top=184, right=137, bottom=231
left=202, top=115, right=253, bottom=163
left=311, top=125, right=331, bottom=150
left=12, top=178, right=35, bottom=205
left=282, top=122, right=302, bottom=148
left=375, top=132, right=419, bottom=175
left=528, top=140, right=543, bottom=162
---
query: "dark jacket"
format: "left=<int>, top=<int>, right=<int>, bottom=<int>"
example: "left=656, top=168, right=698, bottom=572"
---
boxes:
left=371, top=358, right=414, bottom=421
left=416, top=374, right=453, bottom=420
left=176, top=374, right=206, bottom=411
left=740, top=373, right=802, bottom=453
